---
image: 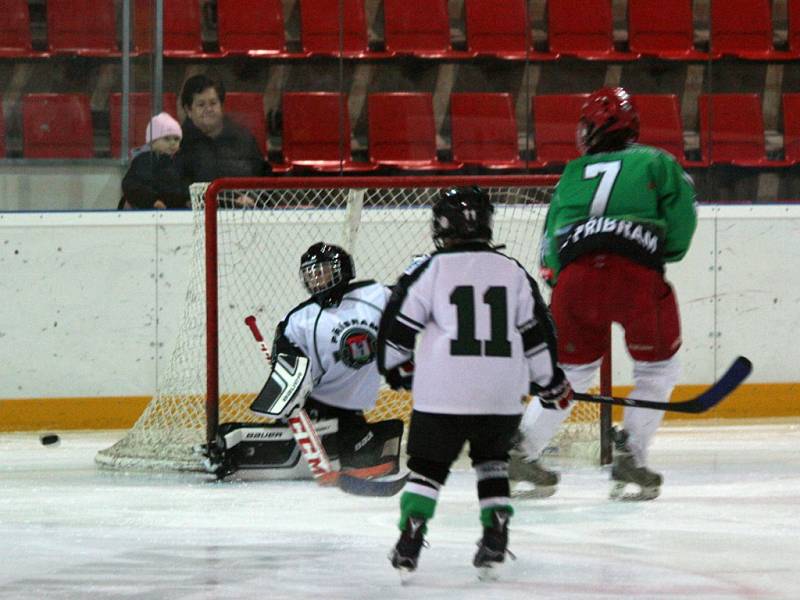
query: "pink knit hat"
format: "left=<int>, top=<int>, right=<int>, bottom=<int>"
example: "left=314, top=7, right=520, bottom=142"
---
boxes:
left=146, top=112, right=182, bottom=143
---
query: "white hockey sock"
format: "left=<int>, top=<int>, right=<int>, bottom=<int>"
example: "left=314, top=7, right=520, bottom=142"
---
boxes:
left=623, top=354, right=681, bottom=466
left=519, top=359, right=601, bottom=458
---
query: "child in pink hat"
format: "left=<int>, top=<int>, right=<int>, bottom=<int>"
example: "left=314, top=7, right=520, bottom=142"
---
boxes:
left=120, top=112, right=189, bottom=209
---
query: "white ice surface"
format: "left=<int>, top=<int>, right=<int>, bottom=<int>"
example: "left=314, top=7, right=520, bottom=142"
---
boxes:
left=1, top=423, right=799, bottom=599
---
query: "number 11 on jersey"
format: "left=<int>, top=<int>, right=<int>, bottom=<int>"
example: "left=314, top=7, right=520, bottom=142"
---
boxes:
left=449, top=285, right=511, bottom=357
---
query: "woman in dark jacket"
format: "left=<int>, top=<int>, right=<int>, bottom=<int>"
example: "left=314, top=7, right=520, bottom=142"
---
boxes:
left=176, top=75, right=269, bottom=189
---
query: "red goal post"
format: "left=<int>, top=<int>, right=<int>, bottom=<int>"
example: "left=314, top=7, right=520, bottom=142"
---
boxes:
left=96, top=175, right=610, bottom=473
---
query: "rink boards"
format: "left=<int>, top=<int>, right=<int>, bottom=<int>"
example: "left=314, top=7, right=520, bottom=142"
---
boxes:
left=0, top=205, right=798, bottom=430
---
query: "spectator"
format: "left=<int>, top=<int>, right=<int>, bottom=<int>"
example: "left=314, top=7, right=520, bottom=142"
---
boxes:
left=119, top=112, right=189, bottom=210
left=176, top=75, right=269, bottom=191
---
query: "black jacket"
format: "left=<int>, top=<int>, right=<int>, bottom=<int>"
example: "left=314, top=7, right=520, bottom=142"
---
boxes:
left=176, top=116, right=269, bottom=186
left=121, top=149, right=190, bottom=209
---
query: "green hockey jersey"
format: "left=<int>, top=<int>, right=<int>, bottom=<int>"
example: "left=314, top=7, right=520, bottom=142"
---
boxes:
left=541, top=144, right=697, bottom=284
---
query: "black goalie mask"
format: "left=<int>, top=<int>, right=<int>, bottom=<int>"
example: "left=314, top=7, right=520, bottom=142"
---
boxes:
left=299, top=242, right=355, bottom=307
left=432, top=186, right=494, bottom=249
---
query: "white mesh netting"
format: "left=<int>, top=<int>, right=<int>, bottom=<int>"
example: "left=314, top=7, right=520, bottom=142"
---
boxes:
left=96, top=177, right=601, bottom=471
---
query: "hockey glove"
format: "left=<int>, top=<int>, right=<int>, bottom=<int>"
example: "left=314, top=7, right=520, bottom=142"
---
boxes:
left=535, top=369, right=574, bottom=411
left=385, top=360, right=414, bottom=391
left=539, top=266, right=556, bottom=288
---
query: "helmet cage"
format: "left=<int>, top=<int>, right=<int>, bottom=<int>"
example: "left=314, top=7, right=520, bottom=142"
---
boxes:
left=298, top=243, right=355, bottom=305
left=300, top=259, right=344, bottom=297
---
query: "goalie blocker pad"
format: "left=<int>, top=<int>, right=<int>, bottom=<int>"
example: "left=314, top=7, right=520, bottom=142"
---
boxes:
left=250, top=353, right=312, bottom=418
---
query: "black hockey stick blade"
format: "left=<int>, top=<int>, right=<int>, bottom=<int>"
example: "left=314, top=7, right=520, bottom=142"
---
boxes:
left=338, top=472, right=409, bottom=497
left=572, top=356, right=752, bottom=414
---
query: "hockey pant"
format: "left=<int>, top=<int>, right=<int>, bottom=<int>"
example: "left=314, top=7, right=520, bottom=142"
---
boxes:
left=401, top=411, right=521, bottom=527
left=520, top=354, right=681, bottom=466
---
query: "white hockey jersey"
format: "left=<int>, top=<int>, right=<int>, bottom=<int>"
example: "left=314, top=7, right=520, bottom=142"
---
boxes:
left=378, top=244, right=560, bottom=415
left=273, top=281, right=391, bottom=411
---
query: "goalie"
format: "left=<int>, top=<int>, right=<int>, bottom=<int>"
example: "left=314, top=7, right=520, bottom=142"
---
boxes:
left=210, top=242, right=405, bottom=480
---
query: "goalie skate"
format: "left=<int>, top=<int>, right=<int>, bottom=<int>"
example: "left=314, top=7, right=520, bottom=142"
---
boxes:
left=509, top=455, right=558, bottom=499
left=609, top=428, right=663, bottom=501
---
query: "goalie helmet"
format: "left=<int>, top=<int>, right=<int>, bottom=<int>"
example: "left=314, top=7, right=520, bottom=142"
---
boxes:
left=432, top=186, right=494, bottom=249
left=300, top=242, right=355, bottom=307
left=577, top=87, right=640, bottom=155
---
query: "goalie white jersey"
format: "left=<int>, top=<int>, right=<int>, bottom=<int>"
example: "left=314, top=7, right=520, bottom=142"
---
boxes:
left=378, top=244, right=561, bottom=415
left=273, top=281, right=391, bottom=411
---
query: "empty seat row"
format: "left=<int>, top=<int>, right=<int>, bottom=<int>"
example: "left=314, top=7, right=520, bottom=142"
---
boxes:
left=6, top=91, right=800, bottom=169
left=274, top=92, right=800, bottom=170
left=2, top=0, right=800, bottom=60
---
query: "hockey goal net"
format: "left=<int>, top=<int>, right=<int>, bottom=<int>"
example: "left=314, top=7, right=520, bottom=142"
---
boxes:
left=96, top=175, right=607, bottom=472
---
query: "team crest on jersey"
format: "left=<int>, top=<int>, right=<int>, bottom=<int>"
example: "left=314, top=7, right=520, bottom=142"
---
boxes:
left=333, top=326, right=377, bottom=368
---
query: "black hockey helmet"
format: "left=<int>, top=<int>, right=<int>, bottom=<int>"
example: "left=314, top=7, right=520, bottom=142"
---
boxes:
left=299, top=242, right=355, bottom=307
left=432, top=186, right=494, bottom=249
left=577, top=86, right=640, bottom=155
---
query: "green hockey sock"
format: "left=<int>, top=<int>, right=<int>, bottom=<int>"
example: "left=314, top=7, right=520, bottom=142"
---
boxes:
left=480, top=504, right=514, bottom=528
left=398, top=491, right=437, bottom=533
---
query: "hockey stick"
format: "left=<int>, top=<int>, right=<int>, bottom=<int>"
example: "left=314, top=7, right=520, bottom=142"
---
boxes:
left=245, top=315, right=338, bottom=486
left=571, top=356, right=752, bottom=414
left=339, top=471, right=409, bottom=497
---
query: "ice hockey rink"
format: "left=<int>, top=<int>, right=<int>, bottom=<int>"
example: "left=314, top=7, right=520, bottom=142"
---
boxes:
left=1, top=422, right=798, bottom=600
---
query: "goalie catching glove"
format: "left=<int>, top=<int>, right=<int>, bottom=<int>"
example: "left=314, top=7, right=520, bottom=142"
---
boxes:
left=251, top=353, right=312, bottom=419
left=532, top=368, right=574, bottom=411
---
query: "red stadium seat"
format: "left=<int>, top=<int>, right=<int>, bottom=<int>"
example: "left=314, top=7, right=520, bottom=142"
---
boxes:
left=280, top=92, right=376, bottom=172
left=109, top=92, right=179, bottom=158
left=789, top=0, right=800, bottom=57
left=450, top=93, right=524, bottom=169
left=0, top=96, right=6, bottom=157
left=698, top=94, right=771, bottom=166
left=634, top=94, right=703, bottom=167
left=464, top=0, right=529, bottom=59
left=782, top=94, right=800, bottom=165
left=627, top=0, right=709, bottom=60
left=224, top=92, right=267, bottom=156
left=134, top=0, right=203, bottom=57
left=217, top=0, right=285, bottom=56
left=710, top=0, right=793, bottom=60
left=0, top=0, right=34, bottom=57
left=532, top=94, right=587, bottom=166
left=47, top=0, right=117, bottom=55
left=546, top=0, right=638, bottom=60
left=300, top=0, right=373, bottom=57
left=368, top=93, right=461, bottom=170
left=383, top=0, right=460, bottom=58
left=23, top=94, right=94, bottom=158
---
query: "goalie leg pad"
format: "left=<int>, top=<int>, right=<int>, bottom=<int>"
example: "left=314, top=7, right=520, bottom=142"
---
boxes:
left=346, top=419, right=404, bottom=473
left=218, top=421, right=337, bottom=472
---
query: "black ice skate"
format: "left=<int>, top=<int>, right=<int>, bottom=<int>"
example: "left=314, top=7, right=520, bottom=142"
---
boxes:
left=473, top=509, right=514, bottom=581
left=389, top=515, right=428, bottom=581
left=609, top=428, right=663, bottom=501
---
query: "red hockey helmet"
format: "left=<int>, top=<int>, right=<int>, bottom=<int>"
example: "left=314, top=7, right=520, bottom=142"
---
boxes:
left=577, top=87, right=640, bottom=155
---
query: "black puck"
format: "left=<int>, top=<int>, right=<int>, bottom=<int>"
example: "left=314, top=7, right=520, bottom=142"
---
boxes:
left=40, top=433, right=60, bottom=446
